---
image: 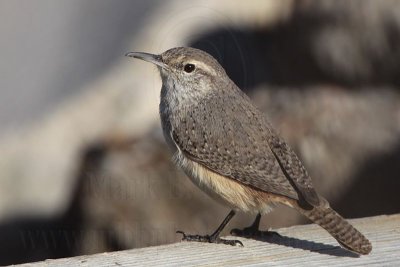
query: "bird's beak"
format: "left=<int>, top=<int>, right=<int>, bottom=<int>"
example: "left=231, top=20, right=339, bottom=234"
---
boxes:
left=125, top=52, right=168, bottom=69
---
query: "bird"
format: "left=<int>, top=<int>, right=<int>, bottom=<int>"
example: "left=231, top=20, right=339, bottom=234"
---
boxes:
left=125, top=47, right=372, bottom=255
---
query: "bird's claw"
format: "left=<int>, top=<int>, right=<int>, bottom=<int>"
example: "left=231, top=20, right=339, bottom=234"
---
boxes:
left=176, top=230, right=243, bottom=246
left=231, top=227, right=281, bottom=239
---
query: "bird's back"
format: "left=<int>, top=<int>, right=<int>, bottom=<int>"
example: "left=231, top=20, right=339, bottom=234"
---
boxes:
left=164, top=79, right=306, bottom=203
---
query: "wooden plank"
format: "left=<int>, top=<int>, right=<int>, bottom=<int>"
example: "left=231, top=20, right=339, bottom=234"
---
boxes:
left=17, top=214, right=400, bottom=266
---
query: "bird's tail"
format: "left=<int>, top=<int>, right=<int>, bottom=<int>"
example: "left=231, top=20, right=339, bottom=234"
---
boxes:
left=298, top=205, right=372, bottom=255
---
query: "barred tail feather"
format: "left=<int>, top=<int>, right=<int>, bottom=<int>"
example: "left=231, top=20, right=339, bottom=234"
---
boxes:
left=299, top=206, right=372, bottom=255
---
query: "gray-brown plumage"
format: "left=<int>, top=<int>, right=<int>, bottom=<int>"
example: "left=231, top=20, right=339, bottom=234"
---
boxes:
left=125, top=47, right=372, bottom=255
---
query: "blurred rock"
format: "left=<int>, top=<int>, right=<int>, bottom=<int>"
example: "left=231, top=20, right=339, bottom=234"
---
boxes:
left=265, top=0, right=400, bottom=86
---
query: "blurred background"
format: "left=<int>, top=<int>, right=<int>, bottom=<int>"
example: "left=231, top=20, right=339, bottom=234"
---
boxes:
left=0, top=0, right=400, bottom=264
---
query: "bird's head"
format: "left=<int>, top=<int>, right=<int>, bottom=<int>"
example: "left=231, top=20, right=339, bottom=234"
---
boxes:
left=125, top=47, right=228, bottom=94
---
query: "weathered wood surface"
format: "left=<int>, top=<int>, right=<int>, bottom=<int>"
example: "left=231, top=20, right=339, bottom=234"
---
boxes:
left=17, top=214, right=400, bottom=266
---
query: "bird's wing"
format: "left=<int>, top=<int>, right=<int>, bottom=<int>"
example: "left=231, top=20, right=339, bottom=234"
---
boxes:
left=172, top=88, right=318, bottom=205
left=171, top=86, right=320, bottom=207
left=267, top=133, right=320, bottom=206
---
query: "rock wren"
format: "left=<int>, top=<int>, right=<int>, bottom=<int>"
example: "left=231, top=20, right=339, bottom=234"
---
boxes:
left=125, top=47, right=372, bottom=255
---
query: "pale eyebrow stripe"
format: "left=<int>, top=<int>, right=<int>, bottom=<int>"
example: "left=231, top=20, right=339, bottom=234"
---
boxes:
left=188, top=60, right=216, bottom=75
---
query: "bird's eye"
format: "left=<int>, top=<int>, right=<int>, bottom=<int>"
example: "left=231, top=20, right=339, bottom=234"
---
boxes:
left=183, top=63, right=195, bottom=73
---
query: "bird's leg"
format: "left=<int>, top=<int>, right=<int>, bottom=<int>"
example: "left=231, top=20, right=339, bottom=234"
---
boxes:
left=230, top=213, right=281, bottom=238
left=230, top=213, right=261, bottom=236
left=177, top=210, right=243, bottom=246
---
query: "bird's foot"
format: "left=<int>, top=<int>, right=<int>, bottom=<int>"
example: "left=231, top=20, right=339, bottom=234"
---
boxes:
left=230, top=227, right=281, bottom=238
left=176, top=231, right=243, bottom=246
